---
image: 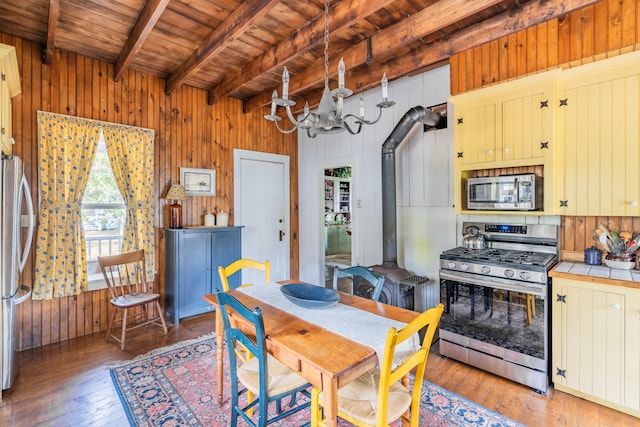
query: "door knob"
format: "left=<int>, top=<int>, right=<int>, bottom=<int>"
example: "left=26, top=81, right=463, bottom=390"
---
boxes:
left=279, top=230, right=286, bottom=241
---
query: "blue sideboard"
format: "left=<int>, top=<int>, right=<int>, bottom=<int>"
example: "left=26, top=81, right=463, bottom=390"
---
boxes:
left=165, top=226, right=242, bottom=324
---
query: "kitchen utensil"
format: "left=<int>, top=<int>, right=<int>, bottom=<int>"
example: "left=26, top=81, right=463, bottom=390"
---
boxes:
left=463, top=225, right=486, bottom=249
left=584, top=246, right=602, bottom=265
left=626, top=233, right=640, bottom=254
left=597, top=224, right=615, bottom=249
left=619, top=231, right=633, bottom=243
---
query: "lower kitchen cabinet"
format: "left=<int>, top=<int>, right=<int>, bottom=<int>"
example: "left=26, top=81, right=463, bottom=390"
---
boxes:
left=165, top=227, right=242, bottom=324
left=551, top=277, right=640, bottom=417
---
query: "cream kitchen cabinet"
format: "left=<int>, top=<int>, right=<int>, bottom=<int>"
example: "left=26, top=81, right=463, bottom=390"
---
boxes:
left=551, top=276, right=640, bottom=417
left=0, top=44, right=21, bottom=156
left=450, top=70, right=557, bottom=212
left=553, top=51, right=640, bottom=216
left=451, top=70, right=556, bottom=169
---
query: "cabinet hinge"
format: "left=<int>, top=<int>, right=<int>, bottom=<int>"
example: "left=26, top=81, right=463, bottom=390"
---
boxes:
left=556, top=368, right=566, bottom=378
left=559, top=200, right=568, bottom=208
left=1, top=127, right=5, bottom=135
left=1, top=73, right=5, bottom=81
left=540, top=100, right=549, bottom=108
left=540, top=141, right=549, bottom=150
left=559, top=98, right=568, bottom=107
left=556, top=294, right=566, bottom=303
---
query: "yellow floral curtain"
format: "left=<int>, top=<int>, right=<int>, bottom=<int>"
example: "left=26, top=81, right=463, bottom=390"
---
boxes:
left=34, top=112, right=102, bottom=299
left=102, top=125, right=156, bottom=279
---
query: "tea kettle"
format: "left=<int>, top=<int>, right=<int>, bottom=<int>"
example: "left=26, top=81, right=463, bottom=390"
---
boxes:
left=463, top=225, right=486, bottom=249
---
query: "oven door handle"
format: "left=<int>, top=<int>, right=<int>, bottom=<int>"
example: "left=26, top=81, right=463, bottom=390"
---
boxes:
left=439, top=270, right=546, bottom=297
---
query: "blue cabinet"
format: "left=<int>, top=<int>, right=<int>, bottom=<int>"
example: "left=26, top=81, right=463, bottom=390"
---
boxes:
left=165, top=227, right=242, bottom=324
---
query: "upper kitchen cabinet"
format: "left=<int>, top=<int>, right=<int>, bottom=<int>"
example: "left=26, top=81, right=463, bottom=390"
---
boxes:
left=0, top=44, right=20, bottom=156
left=451, top=70, right=557, bottom=168
left=553, top=51, right=640, bottom=216
left=450, top=70, right=558, bottom=213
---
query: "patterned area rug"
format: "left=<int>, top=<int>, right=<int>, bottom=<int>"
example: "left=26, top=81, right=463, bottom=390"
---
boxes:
left=110, top=334, right=524, bottom=427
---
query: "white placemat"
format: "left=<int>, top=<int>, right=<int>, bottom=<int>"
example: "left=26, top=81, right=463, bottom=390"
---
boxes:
left=237, top=284, right=419, bottom=366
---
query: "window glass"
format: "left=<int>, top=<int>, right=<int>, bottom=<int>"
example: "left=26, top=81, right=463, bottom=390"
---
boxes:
left=82, top=132, right=125, bottom=279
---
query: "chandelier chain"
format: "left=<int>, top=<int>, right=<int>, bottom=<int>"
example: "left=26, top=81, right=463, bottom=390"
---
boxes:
left=324, top=0, right=329, bottom=88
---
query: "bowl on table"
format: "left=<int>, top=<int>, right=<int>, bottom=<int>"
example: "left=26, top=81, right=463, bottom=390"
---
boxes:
left=280, top=283, right=340, bottom=309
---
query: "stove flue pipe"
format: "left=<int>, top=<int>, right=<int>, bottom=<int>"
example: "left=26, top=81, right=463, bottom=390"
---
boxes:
left=381, top=106, right=441, bottom=268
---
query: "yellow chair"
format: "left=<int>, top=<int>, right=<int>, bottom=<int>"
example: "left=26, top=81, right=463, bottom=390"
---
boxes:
left=98, top=250, right=168, bottom=350
left=310, top=303, right=444, bottom=427
left=218, top=258, right=271, bottom=291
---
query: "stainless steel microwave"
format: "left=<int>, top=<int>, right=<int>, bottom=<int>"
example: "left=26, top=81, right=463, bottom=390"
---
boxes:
left=465, top=173, right=543, bottom=210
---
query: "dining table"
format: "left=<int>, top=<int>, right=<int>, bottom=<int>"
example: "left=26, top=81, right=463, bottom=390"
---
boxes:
left=202, top=280, right=419, bottom=427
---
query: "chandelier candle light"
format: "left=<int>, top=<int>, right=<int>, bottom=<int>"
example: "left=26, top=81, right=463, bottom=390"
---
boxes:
left=165, top=184, right=187, bottom=229
left=264, top=0, right=394, bottom=137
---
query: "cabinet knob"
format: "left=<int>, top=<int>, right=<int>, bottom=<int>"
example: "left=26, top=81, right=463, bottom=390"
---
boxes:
left=487, top=149, right=493, bottom=155
left=612, top=303, right=621, bottom=310
left=503, top=147, right=510, bottom=153
left=629, top=200, right=638, bottom=207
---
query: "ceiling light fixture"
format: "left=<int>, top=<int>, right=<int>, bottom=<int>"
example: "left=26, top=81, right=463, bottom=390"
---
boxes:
left=264, top=0, right=394, bottom=138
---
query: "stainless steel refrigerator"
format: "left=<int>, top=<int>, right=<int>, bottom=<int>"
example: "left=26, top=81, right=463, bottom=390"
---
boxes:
left=1, top=156, right=34, bottom=390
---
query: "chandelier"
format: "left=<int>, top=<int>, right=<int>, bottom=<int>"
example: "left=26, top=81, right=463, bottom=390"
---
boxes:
left=264, top=0, right=394, bottom=138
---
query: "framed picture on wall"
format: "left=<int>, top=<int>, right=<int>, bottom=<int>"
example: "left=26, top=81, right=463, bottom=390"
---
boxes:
left=180, top=167, right=216, bottom=196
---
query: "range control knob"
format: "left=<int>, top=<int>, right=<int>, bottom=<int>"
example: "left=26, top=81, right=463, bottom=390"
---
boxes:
left=460, top=263, right=469, bottom=271
left=520, top=271, right=531, bottom=280
left=481, top=266, right=491, bottom=274
left=504, top=269, right=515, bottom=278
left=447, top=262, right=456, bottom=269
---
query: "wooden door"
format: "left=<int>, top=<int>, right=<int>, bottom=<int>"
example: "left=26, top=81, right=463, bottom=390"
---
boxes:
left=234, top=150, right=290, bottom=283
left=453, top=103, right=497, bottom=165
left=552, top=278, right=625, bottom=404
left=554, top=53, right=640, bottom=216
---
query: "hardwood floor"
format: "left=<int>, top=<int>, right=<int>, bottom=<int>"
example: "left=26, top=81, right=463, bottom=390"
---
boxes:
left=1, top=311, right=637, bottom=427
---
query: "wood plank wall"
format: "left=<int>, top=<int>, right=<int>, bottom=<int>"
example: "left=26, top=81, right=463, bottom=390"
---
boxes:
left=1, top=33, right=299, bottom=350
left=450, top=0, right=640, bottom=95
left=450, top=0, right=640, bottom=259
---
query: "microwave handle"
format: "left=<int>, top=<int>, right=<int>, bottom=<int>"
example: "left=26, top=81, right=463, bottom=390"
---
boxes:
left=514, top=177, right=519, bottom=207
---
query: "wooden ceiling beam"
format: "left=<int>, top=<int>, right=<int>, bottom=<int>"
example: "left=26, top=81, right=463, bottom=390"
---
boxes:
left=113, top=0, right=171, bottom=82
left=43, top=0, right=59, bottom=65
left=243, top=0, right=504, bottom=111
left=165, top=0, right=280, bottom=95
left=207, top=0, right=395, bottom=105
left=244, top=0, right=600, bottom=112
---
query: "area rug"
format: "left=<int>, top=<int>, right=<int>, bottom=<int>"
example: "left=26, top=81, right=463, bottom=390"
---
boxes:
left=110, top=334, right=524, bottom=427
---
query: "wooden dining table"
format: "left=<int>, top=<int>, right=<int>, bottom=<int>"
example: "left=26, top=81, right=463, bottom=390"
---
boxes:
left=202, top=281, right=419, bottom=427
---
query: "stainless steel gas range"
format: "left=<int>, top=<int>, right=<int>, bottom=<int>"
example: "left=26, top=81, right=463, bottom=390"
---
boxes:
left=438, top=222, right=558, bottom=393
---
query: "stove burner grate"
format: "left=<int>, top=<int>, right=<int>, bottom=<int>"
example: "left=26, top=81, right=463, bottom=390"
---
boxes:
left=441, top=247, right=556, bottom=269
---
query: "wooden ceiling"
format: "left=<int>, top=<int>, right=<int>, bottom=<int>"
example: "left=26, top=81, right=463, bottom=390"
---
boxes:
left=0, top=0, right=597, bottom=113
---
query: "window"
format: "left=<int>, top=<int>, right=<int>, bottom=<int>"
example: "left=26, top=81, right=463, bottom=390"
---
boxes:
left=82, top=132, right=125, bottom=283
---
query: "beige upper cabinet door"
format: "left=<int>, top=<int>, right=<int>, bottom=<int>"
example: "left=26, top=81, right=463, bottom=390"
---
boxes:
left=554, top=52, right=640, bottom=216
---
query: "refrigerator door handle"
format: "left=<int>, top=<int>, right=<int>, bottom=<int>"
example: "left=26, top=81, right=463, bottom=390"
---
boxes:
left=18, top=173, right=34, bottom=272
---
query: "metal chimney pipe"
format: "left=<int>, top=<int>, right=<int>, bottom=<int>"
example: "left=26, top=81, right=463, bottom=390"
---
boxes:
left=381, top=106, right=440, bottom=268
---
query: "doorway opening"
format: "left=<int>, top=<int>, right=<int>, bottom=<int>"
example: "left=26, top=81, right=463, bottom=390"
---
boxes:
left=323, top=166, right=352, bottom=287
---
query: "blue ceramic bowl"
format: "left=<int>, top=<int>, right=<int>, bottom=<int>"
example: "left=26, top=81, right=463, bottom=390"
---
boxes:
left=280, top=284, right=340, bottom=309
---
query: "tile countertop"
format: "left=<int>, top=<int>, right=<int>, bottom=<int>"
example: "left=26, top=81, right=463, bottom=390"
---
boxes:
left=550, top=261, right=640, bottom=290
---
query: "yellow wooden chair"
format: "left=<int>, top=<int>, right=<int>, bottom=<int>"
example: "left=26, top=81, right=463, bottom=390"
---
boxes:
left=217, top=258, right=272, bottom=413
left=218, top=258, right=271, bottom=291
left=310, top=303, right=444, bottom=427
left=98, top=250, right=168, bottom=350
